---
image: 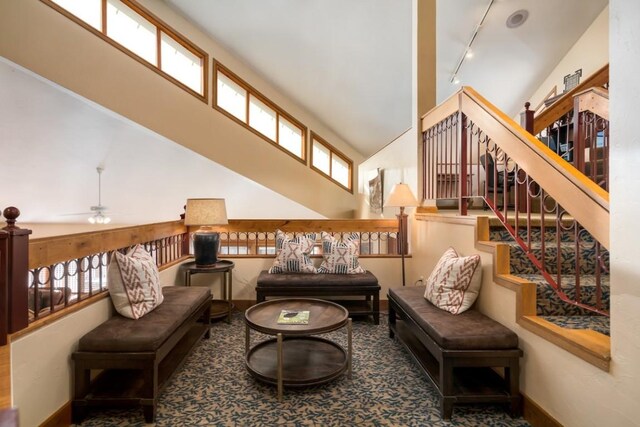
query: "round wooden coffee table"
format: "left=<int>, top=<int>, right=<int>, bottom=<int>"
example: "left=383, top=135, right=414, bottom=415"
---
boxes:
left=244, top=298, right=352, bottom=400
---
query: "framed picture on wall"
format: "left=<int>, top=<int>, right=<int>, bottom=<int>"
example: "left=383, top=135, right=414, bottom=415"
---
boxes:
left=369, top=169, right=383, bottom=214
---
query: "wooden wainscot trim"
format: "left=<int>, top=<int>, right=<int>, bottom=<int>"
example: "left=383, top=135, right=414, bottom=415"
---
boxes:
left=523, top=394, right=563, bottom=427
left=39, top=401, right=71, bottom=427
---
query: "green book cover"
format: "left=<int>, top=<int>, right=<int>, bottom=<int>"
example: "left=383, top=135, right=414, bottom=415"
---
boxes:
left=277, top=309, right=310, bottom=325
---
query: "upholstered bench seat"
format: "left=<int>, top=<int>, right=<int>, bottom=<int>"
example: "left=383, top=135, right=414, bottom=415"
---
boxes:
left=256, top=270, right=380, bottom=324
left=78, top=286, right=210, bottom=353
left=73, top=286, right=211, bottom=423
left=389, top=286, right=518, bottom=350
left=388, top=285, right=522, bottom=419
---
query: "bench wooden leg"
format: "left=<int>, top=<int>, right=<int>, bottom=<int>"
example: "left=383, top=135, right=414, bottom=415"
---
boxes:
left=440, top=397, right=454, bottom=420
left=388, top=303, right=396, bottom=338
left=439, top=359, right=454, bottom=419
left=506, top=359, right=522, bottom=417
left=373, top=293, right=380, bottom=325
left=143, top=403, right=156, bottom=423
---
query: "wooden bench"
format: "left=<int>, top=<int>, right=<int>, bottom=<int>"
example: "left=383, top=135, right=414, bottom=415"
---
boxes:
left=72, top=286, right=211, bottom=423
left=256, top=270, right=380, bottom=324
left=388, top=286, right=522, bottom=419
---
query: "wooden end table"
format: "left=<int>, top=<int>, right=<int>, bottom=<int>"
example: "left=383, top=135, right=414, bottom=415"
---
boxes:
left=244, top=298, right=352, bottom=401
left=183, top=260, right=234, bottom=323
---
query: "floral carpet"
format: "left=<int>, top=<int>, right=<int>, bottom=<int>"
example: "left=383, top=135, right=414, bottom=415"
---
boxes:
left=77, top=313, right=530, bottom=427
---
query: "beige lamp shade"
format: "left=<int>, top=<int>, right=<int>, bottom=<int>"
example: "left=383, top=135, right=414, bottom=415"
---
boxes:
left=384, top=183, right=419, bottom=208
left=184, top=198, right=228, bottom=226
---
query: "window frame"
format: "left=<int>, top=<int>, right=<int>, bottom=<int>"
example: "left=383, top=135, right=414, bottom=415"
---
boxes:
left=214, top=61, right=308, bottom=165
left=310, top=132, right=354, bottom=192
left=41, top=0, right=209, bottom=103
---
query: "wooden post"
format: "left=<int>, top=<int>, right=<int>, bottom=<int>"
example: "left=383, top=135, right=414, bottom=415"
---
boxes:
left=0, top=231, right=8, bottom=346
left=459, top=112, right=468, bottom=216
left=523, top=102, right=534, bottom=134
left=2, top=207, right=31, bottom=334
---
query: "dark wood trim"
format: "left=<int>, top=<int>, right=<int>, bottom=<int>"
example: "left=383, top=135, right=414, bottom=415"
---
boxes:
left=39, top=0, right=208, bottom=104
left=213, top=60, right=308, bottom=165
left=523, top=393, right=563, bottom=427
left=39, top=401, right=71, bottom=427
left=29, top=221, right=186, bottom=269
left=533, top=64, right=608, bottom=135
left=310, top=131, right=354, bottom=193
left=203, top=219, right=398, bottom=233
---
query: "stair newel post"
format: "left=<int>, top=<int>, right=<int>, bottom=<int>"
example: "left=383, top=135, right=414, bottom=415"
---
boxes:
left=459, top=112, right=468, bottom=216
left=2, top=207, right=31, bottom=334
left=0, top=229, right=8, bottom=346
left=522, top=102, right=534, bottom=134
left=572, top=96, right=585, bottom=175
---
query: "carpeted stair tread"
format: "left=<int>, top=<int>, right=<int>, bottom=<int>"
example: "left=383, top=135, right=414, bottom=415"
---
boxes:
left=518, top=274, right=610, bottom=316
left=540, top=315, right=610, bottom=336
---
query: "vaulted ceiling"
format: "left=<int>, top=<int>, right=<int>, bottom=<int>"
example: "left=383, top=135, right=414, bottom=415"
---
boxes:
left=164, top=0, right=607, bottom=156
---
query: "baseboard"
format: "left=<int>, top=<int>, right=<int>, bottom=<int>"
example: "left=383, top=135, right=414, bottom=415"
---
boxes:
left=39, top=401, right=71, bottom=427
left=523, top=394, right=563, bottom=427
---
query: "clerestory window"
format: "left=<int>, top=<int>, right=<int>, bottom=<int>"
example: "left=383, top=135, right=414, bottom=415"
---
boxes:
left=44, top=0, right=208, bottom=101
left=310, top=132, right=353, bottom=192
left=214, top=62, right=307, bottom=163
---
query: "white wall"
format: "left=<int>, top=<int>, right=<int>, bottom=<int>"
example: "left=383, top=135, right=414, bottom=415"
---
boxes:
left=526, top=6, right=609, bottom=113
left=0, top=58, right=323, bottom=224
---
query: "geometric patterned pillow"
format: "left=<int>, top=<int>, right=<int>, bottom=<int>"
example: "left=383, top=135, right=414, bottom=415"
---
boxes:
left=107, top=245, right=164, bottom=319
left=423, top=247, right=482, bottom=314
left=317, top=232, right=365, bottom=274
left=268, top=230, right=317, bottom=274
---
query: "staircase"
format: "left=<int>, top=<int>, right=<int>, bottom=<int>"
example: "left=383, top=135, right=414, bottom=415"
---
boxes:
left=489, top=221, right=610, bottom=336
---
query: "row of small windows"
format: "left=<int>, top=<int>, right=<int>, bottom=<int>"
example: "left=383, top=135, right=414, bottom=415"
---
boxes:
left=46, top=0, right=206, bottom=98
left=42, top=0, right=353, bottom=191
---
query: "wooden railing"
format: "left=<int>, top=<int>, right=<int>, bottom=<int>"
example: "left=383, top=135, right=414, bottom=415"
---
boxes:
left=1, top=212, right=402, bottom=329
left=205, top=219, right=401, bottom=257
left=526, top=65, right=610, bottom=191
left=27, top=220, right=189, bottom=323
left=421, top=87, right=609, bottom=315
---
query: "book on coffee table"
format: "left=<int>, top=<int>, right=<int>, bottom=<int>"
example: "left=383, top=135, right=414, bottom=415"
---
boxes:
left=277, top=309, right=310, bottom=325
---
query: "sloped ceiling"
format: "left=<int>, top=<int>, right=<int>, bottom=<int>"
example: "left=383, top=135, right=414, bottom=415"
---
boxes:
left=164, top=0, right=607, bottom=156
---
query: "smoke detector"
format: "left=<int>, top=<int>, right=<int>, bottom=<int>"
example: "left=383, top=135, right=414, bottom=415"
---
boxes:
left=506, top=10, right=528, bottom=29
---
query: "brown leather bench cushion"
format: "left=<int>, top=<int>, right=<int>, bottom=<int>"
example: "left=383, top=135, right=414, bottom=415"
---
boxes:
left=78, top=286, right=211, bottom=353
left=389, top=286, right=517, bottom=350
left=257, top=270, right=379, bottom=289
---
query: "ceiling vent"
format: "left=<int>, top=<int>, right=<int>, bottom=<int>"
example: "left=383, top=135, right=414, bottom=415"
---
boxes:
left=506, top=10, right=529, bottom=29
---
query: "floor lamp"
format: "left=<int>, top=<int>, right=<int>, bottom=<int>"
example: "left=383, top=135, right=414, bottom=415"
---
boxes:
left=384, top=183, right=419, bottom=286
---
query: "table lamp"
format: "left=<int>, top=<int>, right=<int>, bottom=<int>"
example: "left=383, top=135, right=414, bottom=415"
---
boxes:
left=384, top=183, right=419, bottom=286
left=184, top=198, right=228, bottom=267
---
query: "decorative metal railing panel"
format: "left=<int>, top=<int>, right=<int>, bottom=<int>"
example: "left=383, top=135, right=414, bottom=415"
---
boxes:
left=421, top=96, right=609, bottom=315
left=217, top=230, right=399, bottom=257
left=27, top=233, right=188, bottom=322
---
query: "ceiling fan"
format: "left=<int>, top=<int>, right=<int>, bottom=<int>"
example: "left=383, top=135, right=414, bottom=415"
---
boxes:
left=88, top=167, right=111, bottom=224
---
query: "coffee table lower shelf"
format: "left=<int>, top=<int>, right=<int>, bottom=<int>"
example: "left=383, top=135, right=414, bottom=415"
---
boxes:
left=246, top=337, right=348, bottom=387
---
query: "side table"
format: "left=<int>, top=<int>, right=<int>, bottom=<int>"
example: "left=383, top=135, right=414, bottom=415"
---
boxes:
left=183, top=260, right=235, bottom=323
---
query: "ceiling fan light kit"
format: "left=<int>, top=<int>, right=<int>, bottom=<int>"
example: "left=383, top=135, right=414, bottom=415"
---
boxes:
left=89, top=167, right=111, bottom=224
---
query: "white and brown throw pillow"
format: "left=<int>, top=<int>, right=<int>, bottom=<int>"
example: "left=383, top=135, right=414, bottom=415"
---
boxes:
left=108, top=245, right=164, bottom=319
left=268, top=230, right=317, bottom=273
left=424, top=247, right=482, bottom=314
left=317, top=232, right=365, bottom=274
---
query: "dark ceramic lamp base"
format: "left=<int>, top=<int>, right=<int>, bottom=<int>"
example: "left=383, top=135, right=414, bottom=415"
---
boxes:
left=193, top=229, right=220, bottom=267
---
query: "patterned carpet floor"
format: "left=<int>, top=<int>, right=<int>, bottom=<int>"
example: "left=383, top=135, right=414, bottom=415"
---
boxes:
left=77, top=313, right=530, bottom=427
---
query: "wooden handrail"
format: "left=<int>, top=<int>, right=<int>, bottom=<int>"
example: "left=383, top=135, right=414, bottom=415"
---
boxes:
left=206, top=219, right=398, bottom=233
left=29, top=220, right=186, bottom=269
left=462, top=87, right=609, bottom=247
left=421, top=86, right=609, bottom=248
left=533, top=64, right=609, bottom=135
